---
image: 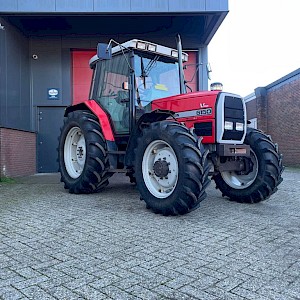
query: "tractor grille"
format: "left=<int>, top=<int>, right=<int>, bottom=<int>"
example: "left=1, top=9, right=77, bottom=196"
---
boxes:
left=222, top=95, right=245, bottom=141
left=194, top=122, right=212, bottom=136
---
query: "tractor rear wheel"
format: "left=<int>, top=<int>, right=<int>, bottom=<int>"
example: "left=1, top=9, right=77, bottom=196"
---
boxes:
left=134, top=121, right=210, bottom=215
left=58, top=110, right=111, bottom=194
left=213, top=128, right=283, bottom=203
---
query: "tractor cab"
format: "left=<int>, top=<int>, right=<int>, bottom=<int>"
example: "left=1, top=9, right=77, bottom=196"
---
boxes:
left=88, top=39, right=188, bottom=135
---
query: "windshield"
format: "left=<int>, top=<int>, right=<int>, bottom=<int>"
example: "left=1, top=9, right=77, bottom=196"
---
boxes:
left=134, top=54, right=180, bottom=107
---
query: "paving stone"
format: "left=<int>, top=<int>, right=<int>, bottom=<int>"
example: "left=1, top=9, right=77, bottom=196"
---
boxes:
left=45, top=285, right=83, bottom=300
left=283, top=280, right=300, bottom=299
left=126, top=284, right=160, bottom=299
left=11, top=276, right=49, bottom=290
left=165, top=275, right=198, bottom=290
left=73, top=285, right=107, bottom=300
left=20, top=285, right=56, bottom=300
left=38, top=274, right=76, bottom=291
left=179, top=285, right=219, bottom=300
left=0, top=275, right=28, bottom=288
left=204, top=287, right=243, bottom=300
left=257, top=286, right=296, bottom=300
left=231, top=286, right=270, bottom=300
left=62, top=274, right=96, bottom=290
left=239, top=275, right=275, bottom=292
left=13, top=267, right=43, bottom=279
left=0, top=286, right=24, bottom=300
left=150, top=266, right=182, bottom=280
left=113, top=275, right=144, bottom=290
left=0, top=268, right=19, bottom=280
left=101, top=285, right=141, bottom=300
left=89, top=273, right=121, bottom=289
left=196, top=266, right=228, bottom=280
left=215, top=277, right=244, bottom=292
left=105, top=266, right=137, bottom=279
left=139, top=274, right=170, bottom=289
left=155, top=285, right=197, bottom=299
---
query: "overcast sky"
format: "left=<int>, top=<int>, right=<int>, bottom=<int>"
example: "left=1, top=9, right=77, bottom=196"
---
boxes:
left=208, top=0, right=300, bottom=97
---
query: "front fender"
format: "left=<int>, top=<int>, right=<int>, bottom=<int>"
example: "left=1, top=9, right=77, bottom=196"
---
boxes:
left=125, top=109, right=175, bottom=167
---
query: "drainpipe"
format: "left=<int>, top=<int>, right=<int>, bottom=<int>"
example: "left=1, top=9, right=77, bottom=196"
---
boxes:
left=198, top=46, right=209, bottom=91
left=254, top=87, right=268, bottom=133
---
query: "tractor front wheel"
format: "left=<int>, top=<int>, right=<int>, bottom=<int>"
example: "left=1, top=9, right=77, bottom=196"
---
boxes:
left=58, top=110, right=111, bottom=194
left=134, top=121, right=210, bottom=215
left=213, top=128, right=283, bottom=203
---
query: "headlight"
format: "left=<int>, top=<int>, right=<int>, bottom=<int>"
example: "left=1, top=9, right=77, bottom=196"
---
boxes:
left=235, top=122, right=244, bottom=131
left=224, top=121, right=233, bottom=130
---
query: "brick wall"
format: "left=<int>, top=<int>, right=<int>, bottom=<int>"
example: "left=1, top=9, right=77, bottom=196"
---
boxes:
left=0, top=128, right=36, bottom=177
left=246, top=74, right=300, bottom=167
left=267, top=78, right=300, bottom=167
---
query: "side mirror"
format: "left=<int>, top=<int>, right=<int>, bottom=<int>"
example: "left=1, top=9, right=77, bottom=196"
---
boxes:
left=97, top=43, right=112, bottom=60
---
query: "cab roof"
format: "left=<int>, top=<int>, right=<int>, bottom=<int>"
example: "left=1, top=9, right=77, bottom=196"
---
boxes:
left=89, top=39, right=189, bottom=68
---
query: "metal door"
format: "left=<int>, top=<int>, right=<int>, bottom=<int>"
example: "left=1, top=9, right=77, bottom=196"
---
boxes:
left=37, top=107, right=66, bottom=172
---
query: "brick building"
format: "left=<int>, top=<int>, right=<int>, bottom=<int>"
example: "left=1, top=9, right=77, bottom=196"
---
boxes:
left=245, top=68, right=300, bottom=167
left=0, top=0, right=229, bottom=177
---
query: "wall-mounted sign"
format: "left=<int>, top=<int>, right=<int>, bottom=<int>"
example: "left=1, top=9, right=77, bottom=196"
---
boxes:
left=47, top=88, right=60, bottom=100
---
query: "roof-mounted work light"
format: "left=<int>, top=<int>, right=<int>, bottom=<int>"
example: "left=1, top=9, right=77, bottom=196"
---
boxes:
left=210, top=82, right=223, bottom=91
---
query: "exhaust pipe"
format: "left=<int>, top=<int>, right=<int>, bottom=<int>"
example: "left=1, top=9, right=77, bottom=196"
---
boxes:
left=176, top=34, right=187, bottom=95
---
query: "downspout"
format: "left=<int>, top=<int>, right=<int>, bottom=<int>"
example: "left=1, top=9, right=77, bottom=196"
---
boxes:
left=254, top=87, right=268, bottom=133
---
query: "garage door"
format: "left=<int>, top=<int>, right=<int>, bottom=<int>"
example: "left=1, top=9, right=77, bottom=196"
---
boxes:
left=184, top=51, right=198, bottom=93
left=72, top=50, right=96, bottom=105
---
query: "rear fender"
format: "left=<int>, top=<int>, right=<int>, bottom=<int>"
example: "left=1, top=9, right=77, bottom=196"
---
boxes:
left=65, top=100, right=115, bottom=142
left=65, top=100, right=118, bottom=169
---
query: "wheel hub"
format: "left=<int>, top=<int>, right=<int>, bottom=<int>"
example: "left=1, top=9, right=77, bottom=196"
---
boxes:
left=142, top=140, right=178, bottom=198
left=221, top=149, right=258, bottom=189
left=76, top=136, right=86, bottom=167
left=77, top=147, right=84, bottom=158
left=64, top=127, right=86, bottom=179
left=153, top=159, right=170, bottom=178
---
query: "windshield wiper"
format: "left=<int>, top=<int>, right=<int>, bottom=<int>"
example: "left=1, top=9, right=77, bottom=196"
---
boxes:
left=140, top=57, right=147, bottom=88
left=144, top=55, right=159, bottom=76
left=140, top=55, right=159, bottom=88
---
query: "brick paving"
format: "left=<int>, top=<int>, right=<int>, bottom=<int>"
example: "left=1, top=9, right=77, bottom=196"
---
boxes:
left=0, top=169, right=299, bottom=300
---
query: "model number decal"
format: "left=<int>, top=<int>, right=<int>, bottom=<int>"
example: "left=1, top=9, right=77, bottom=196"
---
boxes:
left=175, top=108, right=213, bottom=119
left=196, top=108, right=212, bottom=116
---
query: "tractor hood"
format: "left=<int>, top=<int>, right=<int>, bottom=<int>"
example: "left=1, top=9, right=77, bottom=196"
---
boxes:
left=151, top=91, right=220, bottom=115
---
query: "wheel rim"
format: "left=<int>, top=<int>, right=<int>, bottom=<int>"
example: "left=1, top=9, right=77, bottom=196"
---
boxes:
left=64, top=127, right=86, bottom=179
left=221, top=149, right=259, bottom=189
left=142, top=140, right=178, bottom=198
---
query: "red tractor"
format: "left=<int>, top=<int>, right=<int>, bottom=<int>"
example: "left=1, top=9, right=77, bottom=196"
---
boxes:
left=58, top=37, right=283, bottom=216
